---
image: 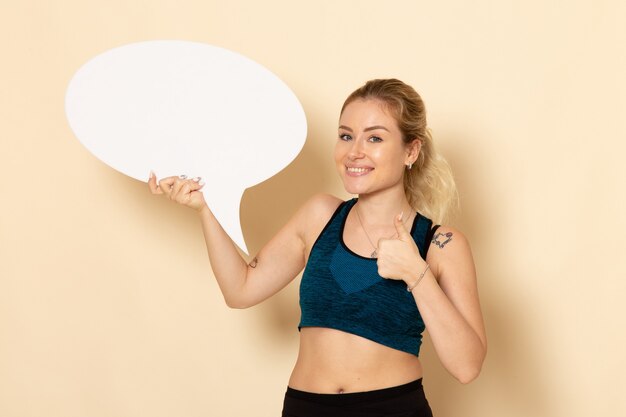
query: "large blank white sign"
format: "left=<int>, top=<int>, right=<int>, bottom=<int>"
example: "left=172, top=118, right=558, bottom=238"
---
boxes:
left=65, top=40, right=307, bottom=253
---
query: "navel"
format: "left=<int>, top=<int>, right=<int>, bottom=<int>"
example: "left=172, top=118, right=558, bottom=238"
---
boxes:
left=337, top=388, right=345, bottom=394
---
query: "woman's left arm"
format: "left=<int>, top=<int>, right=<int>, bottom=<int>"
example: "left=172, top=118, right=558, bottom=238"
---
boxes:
left=377, top=219, right=487, bottom=384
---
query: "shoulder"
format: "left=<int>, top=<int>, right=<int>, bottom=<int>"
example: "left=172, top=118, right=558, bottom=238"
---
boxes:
left=426, top=226, right=475, bottom=279
left=298, top=193, right=344, bottom=227
left=303, top=193, right=344, bottom=213
left=303, top=193, right=343, bottom=211
left=430, top=225, right=468, bottom=250
left=294, top=193, right=344, bottom=246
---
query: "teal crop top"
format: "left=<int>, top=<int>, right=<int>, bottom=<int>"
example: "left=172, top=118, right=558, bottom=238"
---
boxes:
left=298, top=198, right=434, bottom=356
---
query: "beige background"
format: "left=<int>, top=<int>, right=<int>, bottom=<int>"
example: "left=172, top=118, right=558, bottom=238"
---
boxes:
left=1, top=1, right=625, bottom=416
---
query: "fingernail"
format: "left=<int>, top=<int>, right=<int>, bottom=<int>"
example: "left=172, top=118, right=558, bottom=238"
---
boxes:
left=192, top=177, right=201, bottom=182
left=149, top=170, right=154, bottom=179
left=199, top=180, right=205, bottom=186
left=179, top=175, right=187, bottom=179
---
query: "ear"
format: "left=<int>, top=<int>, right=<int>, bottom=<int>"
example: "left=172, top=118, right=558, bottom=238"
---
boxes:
left=405, top=139, right=422, bottom=165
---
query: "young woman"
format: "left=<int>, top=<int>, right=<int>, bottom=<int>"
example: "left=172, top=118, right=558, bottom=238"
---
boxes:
left=148, top=79, right=486, bottom=416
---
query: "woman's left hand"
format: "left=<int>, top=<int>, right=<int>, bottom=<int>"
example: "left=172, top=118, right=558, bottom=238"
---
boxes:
left=376, top=213, right=427, bottom=284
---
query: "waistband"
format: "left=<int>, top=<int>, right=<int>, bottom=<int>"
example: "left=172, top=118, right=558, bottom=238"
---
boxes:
left=285, top=378, right=423, bottom=406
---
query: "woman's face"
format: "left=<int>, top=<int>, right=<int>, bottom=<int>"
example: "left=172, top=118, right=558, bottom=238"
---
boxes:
left=335, top=99, right=417, bottom=196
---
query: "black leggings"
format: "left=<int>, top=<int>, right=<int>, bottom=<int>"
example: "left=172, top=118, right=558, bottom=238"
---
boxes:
left=281, top=379, right=433, bottom=417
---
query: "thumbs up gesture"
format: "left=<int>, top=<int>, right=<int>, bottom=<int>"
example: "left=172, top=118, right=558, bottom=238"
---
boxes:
left=376, top=213, right=427, bottom=283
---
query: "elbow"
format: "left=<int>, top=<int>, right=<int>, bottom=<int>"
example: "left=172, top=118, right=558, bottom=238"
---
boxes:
left=453, top=350, right=486, bottom=384
left=455, top=365, right=482, bottom=384
left=453, top=355, right=485, bottom=385
left=225, top=300, right=246, bottom=309
left=223, top=295, right=253, bottom=309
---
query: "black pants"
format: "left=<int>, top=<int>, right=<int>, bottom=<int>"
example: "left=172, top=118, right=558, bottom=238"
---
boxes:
left=281, top=379, right=433, bottom=417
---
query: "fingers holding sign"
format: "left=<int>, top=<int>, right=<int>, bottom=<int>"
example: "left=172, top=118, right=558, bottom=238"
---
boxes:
left=376, top=213, right=427, bottom=283
left=148, top=171, right=207, bottom=212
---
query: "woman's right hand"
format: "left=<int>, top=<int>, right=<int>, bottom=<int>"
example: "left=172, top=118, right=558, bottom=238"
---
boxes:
left=148, top=171, right=207, bottom=212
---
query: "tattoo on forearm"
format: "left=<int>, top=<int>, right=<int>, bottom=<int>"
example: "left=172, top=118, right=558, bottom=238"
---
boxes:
left=432, top=232, right=453, bottom=248
left=249, top=257, right=258, bottom=268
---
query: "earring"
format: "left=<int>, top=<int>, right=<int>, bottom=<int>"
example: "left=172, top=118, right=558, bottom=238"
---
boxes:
left=407, top=162, right=413, bottom=170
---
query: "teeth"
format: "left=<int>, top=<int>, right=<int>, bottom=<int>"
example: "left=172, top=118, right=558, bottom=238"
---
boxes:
left=347, top=167, right=369, bottom=173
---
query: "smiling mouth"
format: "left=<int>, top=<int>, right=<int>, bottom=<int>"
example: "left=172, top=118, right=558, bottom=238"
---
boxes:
left=346, top=166, right=373, bottom=175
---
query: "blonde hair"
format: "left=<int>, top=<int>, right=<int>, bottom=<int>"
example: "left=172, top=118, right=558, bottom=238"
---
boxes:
left=341, top=79, right=459, bottom=223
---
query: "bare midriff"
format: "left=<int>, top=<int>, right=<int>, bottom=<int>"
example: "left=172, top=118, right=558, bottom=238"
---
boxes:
left=288, top=327, right=423, bottom=394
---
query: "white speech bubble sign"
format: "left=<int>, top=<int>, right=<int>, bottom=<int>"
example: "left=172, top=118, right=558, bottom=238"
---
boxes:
left=65, top=40, right=307, bottom=253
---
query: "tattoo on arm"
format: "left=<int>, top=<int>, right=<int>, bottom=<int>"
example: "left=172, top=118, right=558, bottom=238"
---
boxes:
left=249, top=257, right=258, bottom=268
left=432, top=232, right=453, bottom=249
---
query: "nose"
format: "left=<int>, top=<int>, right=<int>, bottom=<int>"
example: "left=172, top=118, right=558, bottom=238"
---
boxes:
left=348, top=137, right=365, bottom=159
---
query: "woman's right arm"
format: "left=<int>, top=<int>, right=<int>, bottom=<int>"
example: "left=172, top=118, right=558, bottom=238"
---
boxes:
left=148, top=172, right=339, bottom=309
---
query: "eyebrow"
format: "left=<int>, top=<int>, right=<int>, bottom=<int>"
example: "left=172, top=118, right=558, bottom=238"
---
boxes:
left=338, top=125, right=390, bottom=132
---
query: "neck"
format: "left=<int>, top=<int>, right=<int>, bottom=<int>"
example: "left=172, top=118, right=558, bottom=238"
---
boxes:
left=355, top=187, right=413, bottom=225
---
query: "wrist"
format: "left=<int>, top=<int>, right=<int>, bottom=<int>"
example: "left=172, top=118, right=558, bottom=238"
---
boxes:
left=402, top=257, right=428, bottom=285
left=406, top=263, right=430, bottom=292
left=198, top=204, right=212, bottom=217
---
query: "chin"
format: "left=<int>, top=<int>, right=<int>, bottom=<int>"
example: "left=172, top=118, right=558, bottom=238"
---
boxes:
left=343, top=184, right=373, bottom=196
left=342, top=184, right=359, bottom=195
left=341, top=178, right=367, bottom=195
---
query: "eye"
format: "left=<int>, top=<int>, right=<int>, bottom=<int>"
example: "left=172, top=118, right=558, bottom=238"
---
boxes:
left=339, top=133, right=352, bottom=141
left=368, top=136, right=383, bottom=143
